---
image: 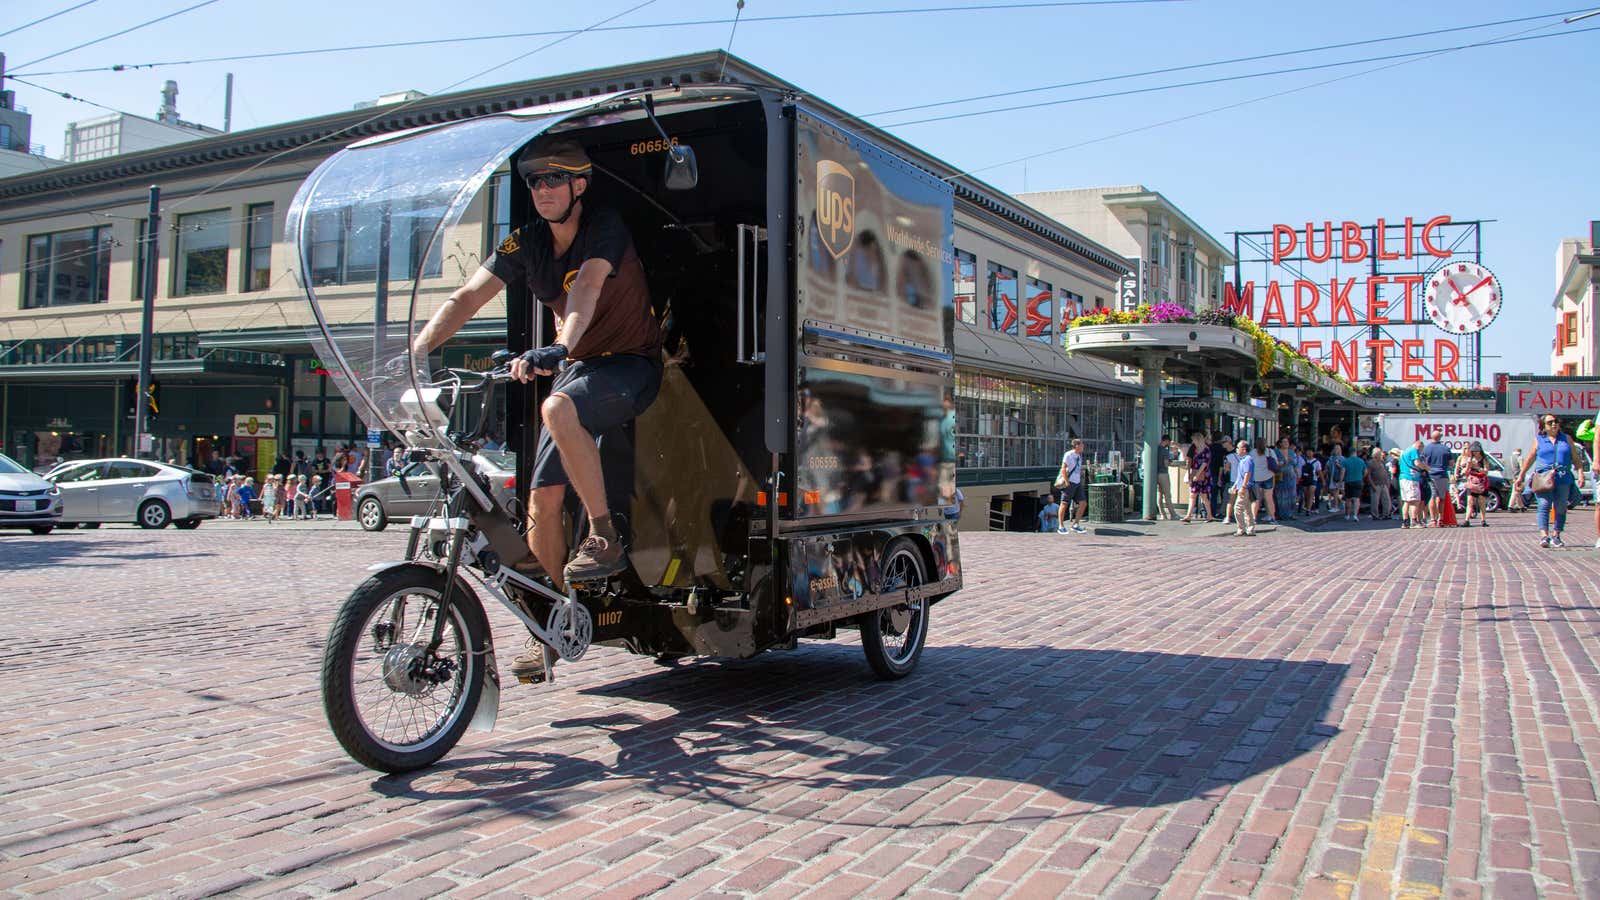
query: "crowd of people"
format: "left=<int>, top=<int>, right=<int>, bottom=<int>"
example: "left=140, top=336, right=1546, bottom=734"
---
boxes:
left=1036, top=416, right=1600, bottom=548
left=204, top=442, right=395, bottom=521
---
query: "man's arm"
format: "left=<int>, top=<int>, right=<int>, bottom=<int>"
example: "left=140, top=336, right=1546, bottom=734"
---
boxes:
left=551, top=257, right=614, bottom=358
left=412, top=267, right=506, bottom=356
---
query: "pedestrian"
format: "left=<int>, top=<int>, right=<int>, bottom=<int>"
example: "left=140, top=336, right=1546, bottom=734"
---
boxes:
left=386, top=446, right=406, bottom=478
left=1340, top=445, right=1369, bottom=522
left=221, top=475, right=238, bottom=519
left=1155, top=435, right=1178, bottom=520
left=1587, top=415, right=1600, bottom=547
left=1273, top=438, right=1298, bottom=521
left=308, top=474, right=327, bottom=516
left=1419, top=428, right=1451, bottom=527
left=1038, top=493, right=1060, bottom=533
left=296, top=475, right=314, bottom=519
left=1324, top=445, right=1346, bottom=512
left=1298, top=447, right=1319, bottom=515
left=1230, top=439, right=1257, bottom=536
left=1398, top=439, right=1426, bottom=528
left=1506, top=446, right=1527, bottom=511
left=1368, top=447, right=1394, bottom=520
left=1181, top=432, right=1214, bottom=522
left=260, top=475, right=279, bottom=523
left=236, top=477, right=257, bottom=520
left=1514, top=414, right=1581, bottom=549
left=272, top=453, right=291, bottom=480
left=1054, top=439, right=1088, bottom=534
left=1220, top=436, right=1238, bottom=525
left=1248, top=438, right=1273, bottom=522
left=1208, top=430, right=1226, bottom=520
left=1458, top=441, right=1490, bottom=527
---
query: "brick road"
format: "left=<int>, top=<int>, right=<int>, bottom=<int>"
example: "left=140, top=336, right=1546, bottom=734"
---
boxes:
left=1, top=513, right=1598, bottom=899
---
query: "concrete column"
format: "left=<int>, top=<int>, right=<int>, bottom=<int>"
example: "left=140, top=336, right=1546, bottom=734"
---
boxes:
left=1309, top=403, right=1321, bottom=449
left=1140, top=353, right=1165, bottom=521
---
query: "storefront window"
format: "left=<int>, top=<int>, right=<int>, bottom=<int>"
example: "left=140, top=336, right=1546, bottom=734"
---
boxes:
left=987, top=261, right=1018, bottom=336
left=955, top=370, right=1137, bottom=471
left=1024, top=277, right=1053, bottom=344
left=244, top=203, right=274, bottom=292
left=1059, top=288, right=1085, bottom=341
left=24, top=226, right=111, bottom=308
left=954, top=249, right=976, bottom=325
left=174, top=210, right=229, bottom=296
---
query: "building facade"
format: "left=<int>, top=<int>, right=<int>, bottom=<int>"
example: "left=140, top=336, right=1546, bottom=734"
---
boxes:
left=0, top=52, right=1137, bottom=530
left=1551, top=222, right=1599, bottom=377
left=1017, top=187, right=1232, bottom=311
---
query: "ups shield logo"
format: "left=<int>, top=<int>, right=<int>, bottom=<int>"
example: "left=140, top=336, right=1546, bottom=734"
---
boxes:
left=816, top=160, right=855, bottom=260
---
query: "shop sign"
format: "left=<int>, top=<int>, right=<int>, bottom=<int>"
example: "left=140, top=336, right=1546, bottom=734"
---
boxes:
left=1224, top=215, right=1489, bottom=383
left=1501, top=379, right=1600, bottom=416
left=1164, top=398, right=1214, bottom=411
left=47, top=417, right=71, bottom=429
left=1117, top=258, right=1141, bottom=311
left=233, top=414, right=277, bottom=438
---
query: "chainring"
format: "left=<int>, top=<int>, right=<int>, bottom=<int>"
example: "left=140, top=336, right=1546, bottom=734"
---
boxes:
left=547, top=601, right=593, bottom=662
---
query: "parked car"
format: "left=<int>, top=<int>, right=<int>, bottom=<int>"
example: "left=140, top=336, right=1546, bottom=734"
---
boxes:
left=355, top=450, right=516, bottom=531
left=45, top=458, right=220, bottom=529
left=0, top=452, right=63, bottom=534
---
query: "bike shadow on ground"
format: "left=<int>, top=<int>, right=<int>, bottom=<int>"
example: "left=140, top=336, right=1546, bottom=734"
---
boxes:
left=0, top=536, right=217, bottom=571
left=374, top=644, right=1346, bottom=827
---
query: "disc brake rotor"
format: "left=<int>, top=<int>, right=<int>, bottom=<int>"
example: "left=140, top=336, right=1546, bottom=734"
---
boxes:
left=381, top=643, right=434, bottom=696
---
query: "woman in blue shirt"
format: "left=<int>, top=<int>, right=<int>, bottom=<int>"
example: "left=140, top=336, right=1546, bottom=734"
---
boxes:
left=1514, top=415, right=1578, bottom=548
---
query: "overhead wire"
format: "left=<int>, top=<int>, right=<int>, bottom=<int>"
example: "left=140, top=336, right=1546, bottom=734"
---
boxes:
left=881, top=24, right=1600, bottom=127
left=10, top=0, right=1186, bottom=76
left=938, top=16, right=1594, bottom=184
left=864, top=5, right=1600, bottom=117
left=13, top=0, right=224, bottom=71
left=0, top=0, right=100, bottom=40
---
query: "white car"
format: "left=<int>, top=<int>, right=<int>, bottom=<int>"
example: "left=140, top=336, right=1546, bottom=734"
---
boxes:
left=45, top=458, right=220, bottom=529
left=0, top=452, right=63, bottom=534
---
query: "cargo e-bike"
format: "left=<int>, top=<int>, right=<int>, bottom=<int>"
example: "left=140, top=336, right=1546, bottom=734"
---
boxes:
left=293, top=84, right=964, bottom=772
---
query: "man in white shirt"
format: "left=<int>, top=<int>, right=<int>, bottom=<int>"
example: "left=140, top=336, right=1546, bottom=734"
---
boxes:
left=1056, top=439, right=1088, bottom=534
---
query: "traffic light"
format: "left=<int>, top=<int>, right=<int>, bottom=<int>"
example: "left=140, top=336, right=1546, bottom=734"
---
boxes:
left=145, top=380, right=160, bottom=420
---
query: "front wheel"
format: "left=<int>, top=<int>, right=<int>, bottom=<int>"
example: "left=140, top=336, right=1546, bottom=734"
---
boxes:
left=29, top=526, right=54, bottom=535
left=357, top=496, right=387, bottom=532
left=859, top=540, right=931, bottom=680
left=174, top=518, right=202, bottom=530
left=321, top=565, right=488, bottom=773
left=138, top=500, right=171, bottom=529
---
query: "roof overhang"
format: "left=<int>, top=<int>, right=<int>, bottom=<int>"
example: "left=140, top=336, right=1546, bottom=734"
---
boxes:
left=0, top=358, right=283, bottom=381
left=1554, top=251, right=1599, bottom=307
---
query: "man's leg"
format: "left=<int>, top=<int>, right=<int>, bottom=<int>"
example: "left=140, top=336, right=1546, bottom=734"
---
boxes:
left=543, top=394, right=611, bottom=532
left=529, top=485, right=569, bottom=593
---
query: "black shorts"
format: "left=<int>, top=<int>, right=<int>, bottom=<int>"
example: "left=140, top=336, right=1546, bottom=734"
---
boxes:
left=1063, top=480, right=1087, bottom=503
left=531, top=354, right=662, bottom=489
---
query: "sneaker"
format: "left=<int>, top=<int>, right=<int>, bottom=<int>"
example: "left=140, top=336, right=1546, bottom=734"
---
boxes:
left=1553, top=535, right=1566, bottom=549
left=1540, top=536, right=1551, bottom=549
left=1245, top=527, right=1256, bottom=536
left=1071, top=523, right=1087, bottom=534
left=564, top=533, right=629, bottom=582
left=1233, top=529, right=1244, bottom=536
left=1057, top=524, right=1070, bottom=534
left=509, top=639, right=554, bottom=683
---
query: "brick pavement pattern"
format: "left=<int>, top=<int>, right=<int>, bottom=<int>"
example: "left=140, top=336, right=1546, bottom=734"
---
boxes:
left=1, top=515, right=1598, bottom=898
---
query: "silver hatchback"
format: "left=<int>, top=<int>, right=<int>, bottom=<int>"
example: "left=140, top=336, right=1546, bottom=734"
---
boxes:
left=0, top=452, right=63, bottom=534
left=46, top=458, right=220, bottom=529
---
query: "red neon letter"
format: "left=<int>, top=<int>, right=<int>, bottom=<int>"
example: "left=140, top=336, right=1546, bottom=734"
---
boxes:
left=1401, top=339, right=1426, bottom=382
left=1294, top=280, right=1321, bottom=326
left=1260, top=281, right=1287, bottom=326
left=1271, top=225, right=1297, bottom=265
left=1330, top=339, right=1359, bottom=381
left=1374, top=218, right=1400, bottom=261
left=1421, top=215, right=1452, bottom=258
left=1299, top=341, right=1323, bottom=362
left=1369, top=338, right=1395, bottom=383
left=1393, top=274, right=1423, bottom=321
left=1434, top=340, right=1460, bottom=382
left=1341, top=222, right=1368, bottom=263
left=1305, top=221, right=1333, bottom=263
left=1328, top=278, right=1358, bottom=325
left=1365, top=275, right=1391, bottom=324
left=1223, top=281, right=1255, bottom=318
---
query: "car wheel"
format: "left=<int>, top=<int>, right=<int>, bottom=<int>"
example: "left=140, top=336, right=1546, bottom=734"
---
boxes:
left=174, top=518, right=201, bottom=530
left=138, top=500, right=172, bottom=529
left=79, top=522, right=100, bottom=529
left=29, top=526, right=54, bottom=535
left=1484, top=491, right=1501, bottom=513
left=358, top=496, right=387, bottom=532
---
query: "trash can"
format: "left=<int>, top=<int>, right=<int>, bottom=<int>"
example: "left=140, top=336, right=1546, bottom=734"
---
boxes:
left=1087, top=482, right=1124, bottom=523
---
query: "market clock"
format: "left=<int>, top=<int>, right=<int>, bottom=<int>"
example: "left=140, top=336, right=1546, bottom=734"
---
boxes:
left=1423, top=260, right=1501, bottom=334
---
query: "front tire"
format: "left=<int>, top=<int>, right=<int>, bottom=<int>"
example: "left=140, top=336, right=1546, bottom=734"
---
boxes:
left=859, top=540, right=931, bottom=680
left=29, top=526, right=54, bottom=535
left=358, top=496, right=387, bottom=532
left=174, top=518, right=201, bottom=530
left=321, top=565, right=488, bottom=773
left=138, top=500, right=171, bottom=529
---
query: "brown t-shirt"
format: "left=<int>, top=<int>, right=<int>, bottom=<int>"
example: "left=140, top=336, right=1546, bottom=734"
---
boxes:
left=484, top=206, right=660, bottom=360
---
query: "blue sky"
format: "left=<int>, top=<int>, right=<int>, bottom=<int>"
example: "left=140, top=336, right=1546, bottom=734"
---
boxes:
left=4, top=0, right=1597, bottom=379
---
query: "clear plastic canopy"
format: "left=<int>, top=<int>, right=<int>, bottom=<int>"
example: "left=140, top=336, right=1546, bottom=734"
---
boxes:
left=284, top=94, right=630, bottom=437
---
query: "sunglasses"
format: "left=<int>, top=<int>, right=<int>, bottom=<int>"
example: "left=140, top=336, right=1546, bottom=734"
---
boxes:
left=524, top=171, right=574, bottom=191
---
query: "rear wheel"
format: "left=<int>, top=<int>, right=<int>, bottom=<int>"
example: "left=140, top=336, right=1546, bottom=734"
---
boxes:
left=321, top=565, right=487, bottom=773
left=174, top=518, right=202, bottom=530
left=859, top=540, right=931, bottom=680
left=29, top=526, right=54, bottom=535
left=79, top=522, right=100, bottom=529
left=138, top=500, right=171, bottom=529
left=358, top=496, right=387, bottom=532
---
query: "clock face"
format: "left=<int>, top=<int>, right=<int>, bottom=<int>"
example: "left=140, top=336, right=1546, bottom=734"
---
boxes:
left=1423, top=261, right=1501, bottom=335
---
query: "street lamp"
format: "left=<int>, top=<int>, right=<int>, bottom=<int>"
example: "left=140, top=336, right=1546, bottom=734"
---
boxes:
left=1565, top=9, right=1600, bottom=22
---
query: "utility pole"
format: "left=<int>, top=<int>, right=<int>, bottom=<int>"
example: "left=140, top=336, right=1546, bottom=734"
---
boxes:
left=133, top=186, right=160, bottom=458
